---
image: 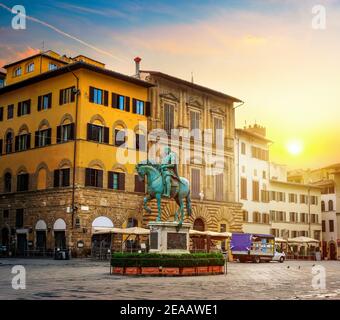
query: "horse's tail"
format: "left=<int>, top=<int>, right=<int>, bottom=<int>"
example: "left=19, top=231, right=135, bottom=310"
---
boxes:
left=186, top=191, right=192, bottom=217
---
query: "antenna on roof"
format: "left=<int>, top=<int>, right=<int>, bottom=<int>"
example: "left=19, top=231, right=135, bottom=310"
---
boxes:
left=191, top=72, right=194, bottom=83
left=41, top=41, right=45, bottom=53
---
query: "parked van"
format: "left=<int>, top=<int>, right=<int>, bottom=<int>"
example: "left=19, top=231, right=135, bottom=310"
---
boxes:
left=230, top=233, right=275, bottom=263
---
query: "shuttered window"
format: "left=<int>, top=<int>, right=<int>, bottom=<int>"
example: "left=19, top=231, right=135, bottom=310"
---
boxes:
left=15, top=134, right=31, bottom=151
left=134, top=175, right=145, bottom=193
left=108, top=171, right=125, bottom=190
left=17, top=99, right=31, bottom=116
left=54, top=168, right=70, bottom=187
left=252, top=180, right=259, bottom=201
left=85, top=168, right=103, bottom=188
left=17, top=174, right=29, bottom=192
left=35, top=128, right=52, bottom=147
left=87, top=124, right=109, bottom=144
left=191, top=168, right=200, bottom=199
left=59, top=87, right=76, bottom=105
left=38, top=93, right=52, bottom=111
left=57, top=123, right=75, bottom=143
left=164, top=103, right=174, bottom=136
left=190, top=111, right=200, bottom=139
left=89, top=86, right=108, bottom=106
left=112, top=93, right=130, bottom=111
left=7, top=105, right=14, bottom=119
left=214, top=117, right=223, bottom=146
left=261, top=190, right=270, bottom=203
left=215, top=173, right=224, bottom=201
left=132, top=99, right=150, bottom=115
left=240, top=177, right=247, bottom=200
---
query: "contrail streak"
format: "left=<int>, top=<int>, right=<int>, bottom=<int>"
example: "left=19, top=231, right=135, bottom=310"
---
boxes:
left=0, top=3, right=127, bottom=63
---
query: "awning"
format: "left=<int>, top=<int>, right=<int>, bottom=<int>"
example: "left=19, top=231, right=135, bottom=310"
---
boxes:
left=275, top=237, right=288, bottom=243
left=288, top=236, right=320, bottom=244
left=189, top=230, right=232, bottom=239
left=92, top=227, right=150, bottom=235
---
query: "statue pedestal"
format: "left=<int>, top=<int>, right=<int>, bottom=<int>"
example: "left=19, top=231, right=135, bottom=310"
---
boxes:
left=148, top=221, right=192, bottom=254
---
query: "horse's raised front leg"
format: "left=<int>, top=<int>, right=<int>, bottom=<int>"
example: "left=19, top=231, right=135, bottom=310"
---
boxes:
left=144, top=195, right=153, bottom=214
left=156, top=193, right=162, bottom=222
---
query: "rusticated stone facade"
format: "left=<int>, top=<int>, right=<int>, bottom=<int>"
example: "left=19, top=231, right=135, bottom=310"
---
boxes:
left=0, top=186, right=243, bottom=256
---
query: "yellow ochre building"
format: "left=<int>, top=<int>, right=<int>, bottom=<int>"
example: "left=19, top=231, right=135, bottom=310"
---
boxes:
left=0, top=50, right=152, bottom=256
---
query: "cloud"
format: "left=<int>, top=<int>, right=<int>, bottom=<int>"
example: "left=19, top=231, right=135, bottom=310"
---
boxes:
left=54, top=2, right=130, bottom=19
left=0, top=2, right=126, bottom=62
left=0, top=45, right=40, bottom=66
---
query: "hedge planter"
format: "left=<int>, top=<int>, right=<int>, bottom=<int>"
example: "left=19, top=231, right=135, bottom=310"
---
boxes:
left=125, top=267, right=140, bottom=275
left=112, top=267, right=124, bottom=274
left=180, top=267, right=196, bottom=276
left=141, top=267, right=160, bottom=275
left=111, top=252, right=225, bottom=277
left=162, top=267, right=180, bottom=275
left=197, top=266, right=209, bottom=274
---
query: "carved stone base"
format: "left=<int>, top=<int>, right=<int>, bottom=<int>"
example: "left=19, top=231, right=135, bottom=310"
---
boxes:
left=148, top=221, right=192, bottom=254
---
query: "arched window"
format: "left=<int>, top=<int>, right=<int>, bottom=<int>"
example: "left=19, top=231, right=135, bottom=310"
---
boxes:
left=26, top=62, right=34, bottom=73
left=329, top=200, right=334, bottom=211
left=16, top=127, right=31, bottom=152
left=321, top=201, right=325, bottom=212
left=13, top=66, right=22, bottom=77
left=4, top=172, right=12, bottom=193
left=5, top=132, right=13, bottom=154
left=35, top=122, right=51, bottom=148
left=114, top=125, right=126, bottom=146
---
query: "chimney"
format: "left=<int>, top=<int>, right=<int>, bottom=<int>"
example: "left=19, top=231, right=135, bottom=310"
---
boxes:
left=134, top=56, right=142, bottom=79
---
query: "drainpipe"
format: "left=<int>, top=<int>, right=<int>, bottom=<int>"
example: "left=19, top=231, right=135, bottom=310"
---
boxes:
left=67, top=67, right=80, bottom=229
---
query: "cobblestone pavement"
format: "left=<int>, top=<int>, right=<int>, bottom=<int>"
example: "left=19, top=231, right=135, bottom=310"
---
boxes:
left=0, top=259, right=339, bottom=300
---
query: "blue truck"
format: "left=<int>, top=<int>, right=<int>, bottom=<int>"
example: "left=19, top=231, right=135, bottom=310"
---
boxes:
left=230, top=233, right=276, bottom=263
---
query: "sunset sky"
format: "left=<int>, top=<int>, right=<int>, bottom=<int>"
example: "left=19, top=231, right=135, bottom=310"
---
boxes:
left=0, top=0, right=339, bottom=170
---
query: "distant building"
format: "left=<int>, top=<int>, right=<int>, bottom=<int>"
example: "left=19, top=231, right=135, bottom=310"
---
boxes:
left=288, top=164, right=340, bottom=260
left=0, top=70, right=5, bottom=88
left=235, top=124, right=322, bottom=242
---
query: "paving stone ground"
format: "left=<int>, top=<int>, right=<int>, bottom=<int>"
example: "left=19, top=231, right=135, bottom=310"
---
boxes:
left=0, top=259, right=339, bottom=300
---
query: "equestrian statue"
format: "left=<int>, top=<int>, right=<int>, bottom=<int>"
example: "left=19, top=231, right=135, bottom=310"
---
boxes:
left=136, top=147, right=192, bottom=225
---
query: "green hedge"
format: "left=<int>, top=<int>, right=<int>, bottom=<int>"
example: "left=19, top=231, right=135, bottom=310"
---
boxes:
left=111, top=253, right=225, bottom=268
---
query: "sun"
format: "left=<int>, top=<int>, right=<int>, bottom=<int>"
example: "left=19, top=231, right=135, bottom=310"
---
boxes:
left=286, top=140, right=303, bottom=156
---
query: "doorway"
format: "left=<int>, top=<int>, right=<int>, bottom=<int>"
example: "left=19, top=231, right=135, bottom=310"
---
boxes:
left=329, top=242, right=337, bottom=260
left=193, top=218, right=205, bottom=252
left=17, top=234, right=27, bottom=256
left=1, top=228, right=9, bottom=246
left=54, top=231, right=66, bottom=249
left=36, top=231, right=46, bottom=251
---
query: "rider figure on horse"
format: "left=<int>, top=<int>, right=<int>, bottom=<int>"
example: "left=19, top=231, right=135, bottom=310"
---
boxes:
left=160, top=147, right=180, bottom=198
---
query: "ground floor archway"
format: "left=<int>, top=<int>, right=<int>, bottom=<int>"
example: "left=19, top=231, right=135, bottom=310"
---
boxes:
left=35, top=220, right=47, bottom=251
left=54, top=218, right=67, bottom=249
left=91, top=216, right=114, bottom=259
left=192, top=218, right=206, bottom=252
